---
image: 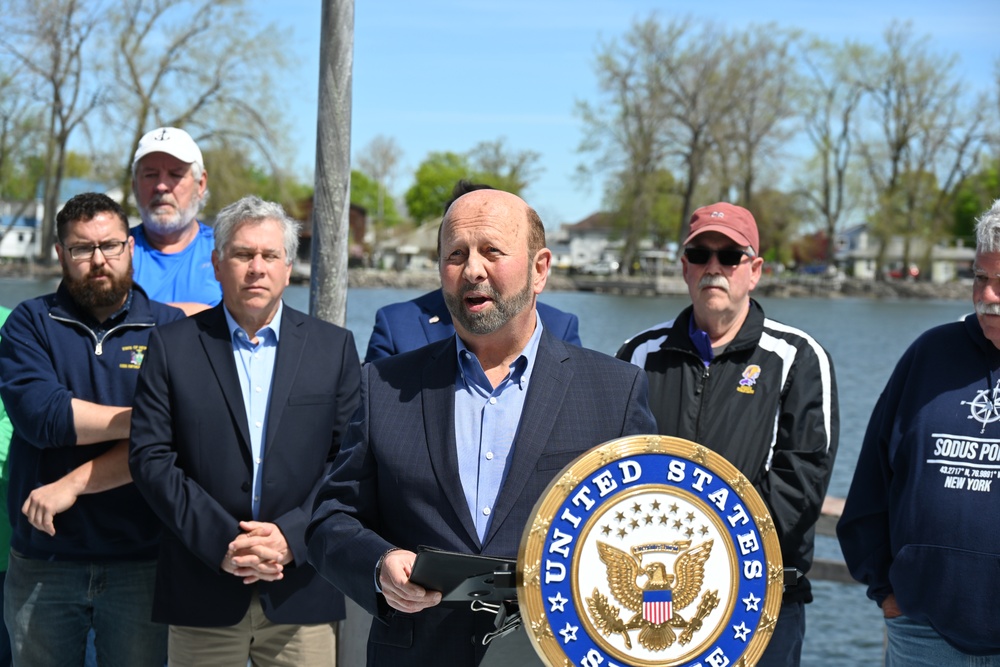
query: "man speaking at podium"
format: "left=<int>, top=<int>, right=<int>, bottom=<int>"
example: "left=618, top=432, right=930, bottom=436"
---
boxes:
left=307, top=188, right=655, bottom=666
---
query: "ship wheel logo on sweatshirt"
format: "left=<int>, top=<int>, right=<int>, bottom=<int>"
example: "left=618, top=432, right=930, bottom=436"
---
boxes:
left=960, top=379, right=1000, bottom=433
left=517, top=435, right=784, bottom=667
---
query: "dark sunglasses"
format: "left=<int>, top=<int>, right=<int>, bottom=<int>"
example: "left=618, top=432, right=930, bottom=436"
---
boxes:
left=683, top=247, right=752, bottom=266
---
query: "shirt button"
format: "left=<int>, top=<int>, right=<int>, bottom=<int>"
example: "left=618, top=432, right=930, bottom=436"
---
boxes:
left=489, top=397, right=497, bottom=405
left=255, top=421, right=262, bottom=428
left=255, top=386, right=262, bottom=393
left=482, top=507, right=491, bottom=516
left=485, top=452, right=494, bottom=460
left=256, top=457, right=262, bottom=464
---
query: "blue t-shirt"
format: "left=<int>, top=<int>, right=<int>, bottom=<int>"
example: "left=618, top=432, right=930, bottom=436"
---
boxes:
left=131, top=222, right=222, bottom=306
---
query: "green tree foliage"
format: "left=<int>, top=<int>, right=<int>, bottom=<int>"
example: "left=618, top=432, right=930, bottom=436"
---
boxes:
left=404, top=151, right=473, bottom=223
left=952, top=165, right=999, bottom=243
left=605, top=168, right=681, bottom=250
left=355, top=134, right=403, bottom=233
left=751, top=189, right=811, bottom=267
left=403, top=140, right=544, bottom=225
left=351, top=169, right=400, bottom=228
left=200, top=145, right=312, bottom=220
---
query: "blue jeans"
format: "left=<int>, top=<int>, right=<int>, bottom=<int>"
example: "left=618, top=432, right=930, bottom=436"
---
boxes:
left=886, top=615, right=1000, bottom=666
left=755, top=600, right=805, bottom=667
left=0, top=571, right=10, bottom=667
left=4, top=550, right=166, bottom=667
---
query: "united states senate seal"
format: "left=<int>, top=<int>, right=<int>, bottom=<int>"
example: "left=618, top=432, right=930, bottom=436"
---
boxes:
left=517, top=435, right=782, bottom=667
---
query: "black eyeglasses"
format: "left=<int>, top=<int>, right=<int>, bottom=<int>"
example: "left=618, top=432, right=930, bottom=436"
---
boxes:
left=683, top=247, right=752, bottom=267
left=65, top=240, right=129, bottom=261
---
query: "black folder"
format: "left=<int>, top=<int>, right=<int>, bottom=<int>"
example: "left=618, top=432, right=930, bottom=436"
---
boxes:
left=408, top=546, right=518, bottom=603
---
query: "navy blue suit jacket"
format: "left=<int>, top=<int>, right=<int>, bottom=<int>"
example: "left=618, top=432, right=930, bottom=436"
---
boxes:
left=364, top=289, right=581, bottom=362
left=129, top=304, right=360, bottom=626
left=307, top=329, right=655, bottom=666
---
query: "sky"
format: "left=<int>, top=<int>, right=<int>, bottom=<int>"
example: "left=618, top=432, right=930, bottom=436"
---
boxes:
left=256, top=0, right=1000, bottom=230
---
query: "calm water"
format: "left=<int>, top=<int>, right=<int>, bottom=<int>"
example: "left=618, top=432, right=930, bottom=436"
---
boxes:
left=0, top=279, right=974, bottom=665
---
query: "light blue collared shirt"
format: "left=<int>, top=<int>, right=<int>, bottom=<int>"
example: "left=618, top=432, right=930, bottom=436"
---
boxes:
left=454, top=315, right=544, bottom=541
left=223, top=301, right=283, bottom=520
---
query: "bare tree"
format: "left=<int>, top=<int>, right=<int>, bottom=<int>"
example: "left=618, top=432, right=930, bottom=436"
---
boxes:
left=856, top=22, right=986, bottom=278
left=466, top=137, right=543, bottom=195
left=717, top=25, right=800, bottom=209
left=106, top=0, right=291, bottom=206
left=0, top=65, right=45, bottom=244
left=656, top=20, right=741, bottom=245
left=0, top=0, right=105, bottom=262
left=577, top=17, right=679, bottom=273
left=795, top=38, right=870, bottom=266
left=355, top=134, right=402, bottom=243
left=0, top=66, right=43, bottom=198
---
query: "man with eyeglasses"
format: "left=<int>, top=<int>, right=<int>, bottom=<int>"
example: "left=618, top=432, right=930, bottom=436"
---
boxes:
left=0, top=192, right=184, bottom=666
left=616, top=202, right=839, bottom=667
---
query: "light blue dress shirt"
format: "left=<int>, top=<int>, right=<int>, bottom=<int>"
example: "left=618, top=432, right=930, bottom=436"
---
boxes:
left=454, top=315, right=544, bottom=541
left=223, top=301, right=282, bottom=520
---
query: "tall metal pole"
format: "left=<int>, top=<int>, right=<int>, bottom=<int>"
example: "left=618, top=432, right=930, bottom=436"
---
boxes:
left=312, top=4, right=370, bottom=664
left=310, top=0, right=354, bottom=325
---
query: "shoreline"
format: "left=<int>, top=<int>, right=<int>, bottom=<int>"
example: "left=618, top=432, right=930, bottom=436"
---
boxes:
left=344, top=268, right=970, bottom=301
left=0, top=261, right=969, bottom=301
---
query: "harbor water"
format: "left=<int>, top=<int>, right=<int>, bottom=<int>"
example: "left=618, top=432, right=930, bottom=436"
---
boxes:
left=0, top=278, right=974, bottom=665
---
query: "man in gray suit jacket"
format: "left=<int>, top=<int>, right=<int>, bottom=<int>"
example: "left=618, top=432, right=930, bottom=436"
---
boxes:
left=307, top=189, right=656, bottom=666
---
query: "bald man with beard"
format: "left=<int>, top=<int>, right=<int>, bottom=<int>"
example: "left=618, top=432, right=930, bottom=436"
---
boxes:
left=307, top=189, right=655, bottom=667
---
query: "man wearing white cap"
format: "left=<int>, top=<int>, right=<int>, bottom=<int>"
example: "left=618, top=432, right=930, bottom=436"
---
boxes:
left=616, top=202, right=839, bottom=667
left=131, top=127, right=221, bottom=315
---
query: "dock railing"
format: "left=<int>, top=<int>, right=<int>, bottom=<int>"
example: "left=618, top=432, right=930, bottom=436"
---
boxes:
left=815, top=496, right=854, bottom=584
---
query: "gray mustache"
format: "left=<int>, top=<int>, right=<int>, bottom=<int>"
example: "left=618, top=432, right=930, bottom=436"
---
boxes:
left=698, top=275, right=729, bottom=291
left=976, top=301, right=1000, bottom=316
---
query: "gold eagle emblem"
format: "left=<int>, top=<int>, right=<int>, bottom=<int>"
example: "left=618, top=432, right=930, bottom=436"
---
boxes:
left=585, top=539, right=720, bottom=651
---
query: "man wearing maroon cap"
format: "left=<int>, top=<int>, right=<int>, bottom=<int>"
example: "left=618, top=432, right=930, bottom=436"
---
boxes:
left=617, top=202, right=839, bottom=667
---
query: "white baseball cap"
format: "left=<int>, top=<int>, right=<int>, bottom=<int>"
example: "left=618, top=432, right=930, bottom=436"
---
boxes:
left=132, top=127, right=204, bottom=169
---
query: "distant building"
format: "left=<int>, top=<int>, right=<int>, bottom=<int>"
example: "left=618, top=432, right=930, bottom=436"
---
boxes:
left=295, top=198, right=369, bottom=269
left=0, top=178, right=120, bottom=260
left=554, top=211, right=665, bottom=273
left=377, top=218, right=440, bottom=272
left=559, top=212, right=617, bottom=269
left=835, top=224, right=974, bottom=283
left=0, top=210, right=39, bottom=260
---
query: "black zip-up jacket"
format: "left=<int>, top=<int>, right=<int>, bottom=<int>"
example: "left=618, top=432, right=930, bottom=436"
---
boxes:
left=616, top=299, right=839, bottom=604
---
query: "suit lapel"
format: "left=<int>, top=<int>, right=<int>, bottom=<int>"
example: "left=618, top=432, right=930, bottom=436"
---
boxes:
left=264, top=306, right=304, bottom=453
left=199, top=306, right=252, bottom=449
left=485, top=333, right=572, bottom=546
left=418, top=291, right=454, bottom=345
left=421, top=338, right=480, bottom=547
